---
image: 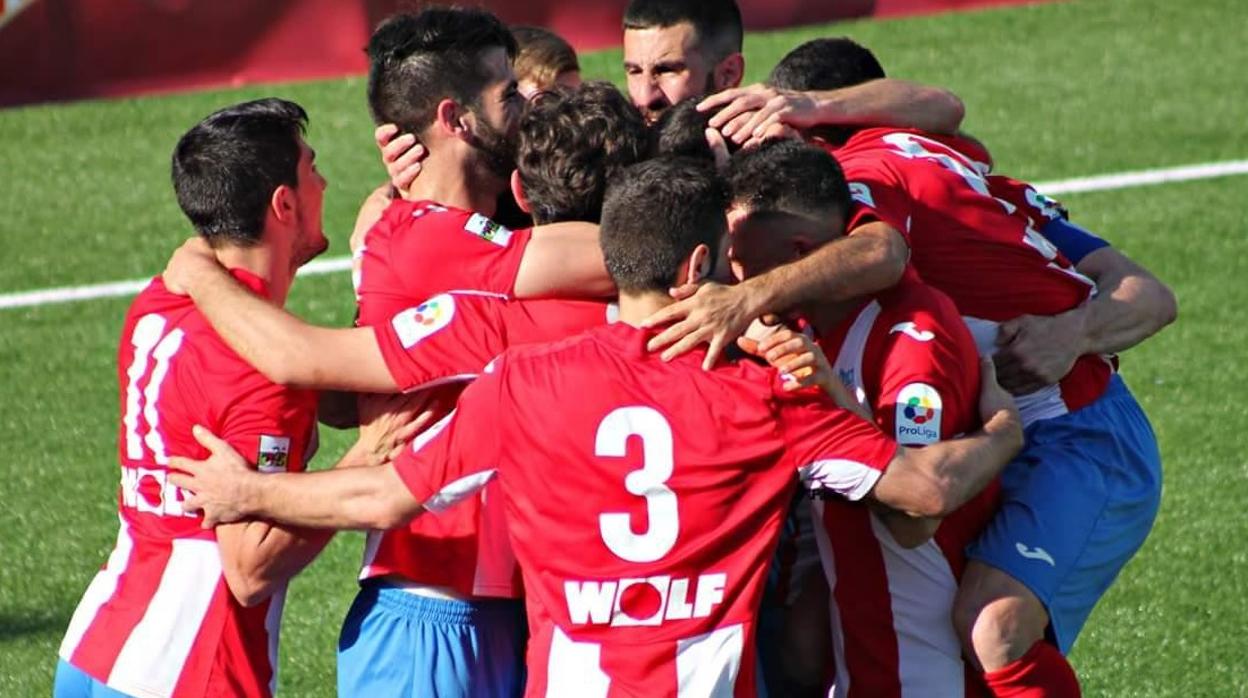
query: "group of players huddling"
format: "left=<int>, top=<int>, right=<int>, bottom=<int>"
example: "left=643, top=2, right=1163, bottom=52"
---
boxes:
left=54, top=2, right=1176, bottom=697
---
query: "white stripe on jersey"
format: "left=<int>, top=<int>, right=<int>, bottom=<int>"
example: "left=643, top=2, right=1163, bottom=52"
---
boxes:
left=546, top=626, right=611, bottom=697
left=810, top=500, right=853, bottom=698
left=832, top=300, right=881, bottom=413
left=472, top=478, right=520, bottom=597
left=869, top=514, right=965, bottom=695
left=59, top=518, right=134, bottom=660
left=962, top=316, right=1069, bottom=426
left=108, top=538, right=222, bottom=697
left=264, top=587, right=287, bottom=696
left=675, top=623, right=744, bottom=697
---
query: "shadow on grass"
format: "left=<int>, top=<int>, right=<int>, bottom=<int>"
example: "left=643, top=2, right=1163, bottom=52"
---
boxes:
left=0, top=608, right=69, bottom=642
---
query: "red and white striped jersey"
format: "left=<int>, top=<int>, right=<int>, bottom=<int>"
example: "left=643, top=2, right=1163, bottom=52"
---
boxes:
left=361, top=291, right=612, bottom=596
left=393, top=323, right=899, bottom=697
left=59, top=270, right=319, bottom=698
left=812, top=277, right=999, bottom=697
left=827, top=128, right=1111, bottom=424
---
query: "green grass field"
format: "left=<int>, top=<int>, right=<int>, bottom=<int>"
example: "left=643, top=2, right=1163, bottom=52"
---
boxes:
left=2, top=0, right=1246, bottom=694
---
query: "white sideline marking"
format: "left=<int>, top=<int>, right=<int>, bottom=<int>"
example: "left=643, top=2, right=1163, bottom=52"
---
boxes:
left=3, top=158, right=1246, bottom=311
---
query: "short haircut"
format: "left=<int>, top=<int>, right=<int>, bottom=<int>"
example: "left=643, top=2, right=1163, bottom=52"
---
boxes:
left=768, top=38, right=885, bottom=144
left=512, top=25, right=579, bottom=88
left=727, top=139, right=851, bottom=223
left=623, top=0, right=743, bottom=61
left=769, top=37, right=886, bottom=92
left=600, top=157, right=728, bottom=293
left=651, top=97, right=740, bottom=162
left=518, top=81, right=649, bottom=224
left=171, top=98, right=307, bottom=246
left=366, top=8, right=518, bottom=135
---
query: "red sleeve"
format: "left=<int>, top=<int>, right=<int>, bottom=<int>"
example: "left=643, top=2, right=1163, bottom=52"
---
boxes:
left=215, top=373, right=318, bottom=475
left=392, top=361, right=504, bottom=509
left=374, top=293, right=506, bottom=392
left=868, top=305, right=979, bottom=446
left=842, top=158, right=915, bottom=240
left=987, top=175, right=1067, bottom=225
left=776, top=388, right=898, bottom=501
left=400, top=208, right=532, bottom=297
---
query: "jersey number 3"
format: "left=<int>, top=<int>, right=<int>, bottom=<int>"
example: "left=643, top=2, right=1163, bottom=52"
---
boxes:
left=596, top=407, right=679, bottom=563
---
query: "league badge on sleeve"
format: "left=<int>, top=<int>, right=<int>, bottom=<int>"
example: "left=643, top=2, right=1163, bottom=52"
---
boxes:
left=464, top=213, right=514, bottom=246
left=392, top=293, right=456, bottom=348
left=257, top=434, right=292, bottom=473
left=895, top=383, right=942, bottom=445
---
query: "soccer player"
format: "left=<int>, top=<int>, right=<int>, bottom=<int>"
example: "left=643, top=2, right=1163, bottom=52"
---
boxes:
left=649, top=38, right=1177, bottom=696
left=355, top=7, right=612, bottom=327
left=727, top=139, right=998, bottom=695
left=164, top=82, right=650, bottom=698
left=512, top=26, right=582, bottom=101
left=167, top=156, right=1024, bottom=697
left=53, top=99, right=338, bottom=698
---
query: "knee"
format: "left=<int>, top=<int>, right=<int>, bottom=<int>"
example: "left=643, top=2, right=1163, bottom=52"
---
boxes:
left=954, top=567, right=1048, bottom=671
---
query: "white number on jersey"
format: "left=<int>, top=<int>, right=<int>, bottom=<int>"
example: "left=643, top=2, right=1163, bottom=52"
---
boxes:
left=596, top=407, right=679, bottom=563
left=122, top=314, right=185, bottom=464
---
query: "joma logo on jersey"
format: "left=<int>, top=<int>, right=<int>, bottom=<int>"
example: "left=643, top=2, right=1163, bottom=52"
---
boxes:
left=564, top=573, right=726, bottom=627
left=120, top=466, right=195, bottom=518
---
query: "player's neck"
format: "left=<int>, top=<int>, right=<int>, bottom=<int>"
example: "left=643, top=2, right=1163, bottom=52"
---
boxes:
left=616, top=290, right=675, bottom=327
left=807, top=299, right=860, bottom=335
left=406, top=150, right=502, bottom=216
left=214, top=245, right=294, bottom=306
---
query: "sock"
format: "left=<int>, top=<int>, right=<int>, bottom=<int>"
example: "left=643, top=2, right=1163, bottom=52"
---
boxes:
left=982, top=640, right=1081, bottom=697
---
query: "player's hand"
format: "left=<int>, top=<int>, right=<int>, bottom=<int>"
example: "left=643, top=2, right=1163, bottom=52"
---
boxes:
left=742, top=122, right=803, bottom=150
left=992, top=308, right=1087, bottom=395
left=698, top=84, right=819, bottom=145
left=740, top=327, right=831, bottom=392
left=642, top=281, right=765, bottom=369
left=976, top=357, right=1021, bottom=431
left=350, top=185, right=394, bottom=256
left=163, top=236, right=221, bottom=296
left=375, top=124, right=427, bottom=198
left=704, top=128, right=732, bottom=171
left=168, top=425, right=256, bottom=528
left=352, top=391, right=441, bottom=467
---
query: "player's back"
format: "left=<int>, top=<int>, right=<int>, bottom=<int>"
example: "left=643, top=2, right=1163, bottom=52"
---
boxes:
left=60, top=272, right=317, bottom=698
left=488, top=323, right=891, bottom=696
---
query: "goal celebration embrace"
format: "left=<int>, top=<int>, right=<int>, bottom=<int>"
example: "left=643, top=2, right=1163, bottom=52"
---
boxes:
left=43, top=1, right=1187, bottom=697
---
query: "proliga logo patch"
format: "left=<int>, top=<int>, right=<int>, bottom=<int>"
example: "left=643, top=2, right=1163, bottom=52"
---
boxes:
left=895, top=382, right=942, bottom=445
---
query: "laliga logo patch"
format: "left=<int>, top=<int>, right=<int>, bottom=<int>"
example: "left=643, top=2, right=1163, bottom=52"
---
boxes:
left=896, top=382, right=942, bottom=445
left=393, top=293, right=456, bottom=348
left=464, top=213, right=514, bottom=247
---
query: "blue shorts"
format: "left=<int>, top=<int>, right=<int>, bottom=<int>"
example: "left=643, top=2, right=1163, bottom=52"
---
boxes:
left=337, top=581, right=528, bottom=698
left=969, top=375, right=1162, bottom=653
left=53, top=660, right=135, bottom=698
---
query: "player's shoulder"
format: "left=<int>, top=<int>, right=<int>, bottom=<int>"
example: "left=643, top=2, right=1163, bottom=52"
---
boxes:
left=878, top=276, right=962, bottom=322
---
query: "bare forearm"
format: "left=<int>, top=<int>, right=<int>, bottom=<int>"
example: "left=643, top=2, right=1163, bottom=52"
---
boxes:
left=221, top=521, right=333, bottom=605
left=1077, top=251, right=1177, bottom=355
left=746, top=223, right=906, bottom=314
left=514, top=222, right=615, bottom=299
left=241, top=463, right=419, bottom=530
left=816, top=79, right=965, bottom=135
left=922, top=410, right=1021, bottom=515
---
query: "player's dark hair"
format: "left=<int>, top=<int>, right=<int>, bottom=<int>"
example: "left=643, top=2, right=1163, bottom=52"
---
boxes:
left=518, top=81, right=649, bottom=224
left=512, top=25, right=579, bottom=89
left=623, top=0, right=743, bottom=62
left=768, top=37, right=886, bottom=145
left=171, top=98, right=307, bottom=246
left=728, top=139, right=851, bottom=223
left=601, top=157, right=728, bottom=293
left=651, top=97, right=740, bottom=162
left=366, top=8, right=518, bottom=135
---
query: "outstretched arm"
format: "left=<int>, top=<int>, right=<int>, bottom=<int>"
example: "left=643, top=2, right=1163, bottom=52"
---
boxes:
left=644, top=222, right=908, bottom=368
left=699, top=80, right=966, bottom=146
left=163, top=238, right=398, bottom=392
left=513, top=222, right=616, bottom=300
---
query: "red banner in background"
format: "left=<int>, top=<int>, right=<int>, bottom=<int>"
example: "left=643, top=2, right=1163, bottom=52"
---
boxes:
left=0, top=0, right=1043, bottom=108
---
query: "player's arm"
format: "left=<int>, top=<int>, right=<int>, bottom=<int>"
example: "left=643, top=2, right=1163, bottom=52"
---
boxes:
left=698, top=80, right=965, bottom=146
left=163, top=238, right=398, bottom=392
left=869, top=358, right=1021, bottom=518
left=513, top=222, right=617, bottom=299
left=644, top=221, right=908, bottom=368
left=994, top=221, right=1178, bottom=393
left=216, top=516, right=333, bottom=607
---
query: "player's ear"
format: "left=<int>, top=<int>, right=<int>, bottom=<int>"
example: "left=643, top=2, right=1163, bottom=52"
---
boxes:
left=270, top=184, right=297, bottom=225
left=510, top=170, right=532, bottom=214
left=685, top=243, right=712, bottom=285
left=713, top=53, right=745, bottom=92
left=434, top=98, right=471, bottom=140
